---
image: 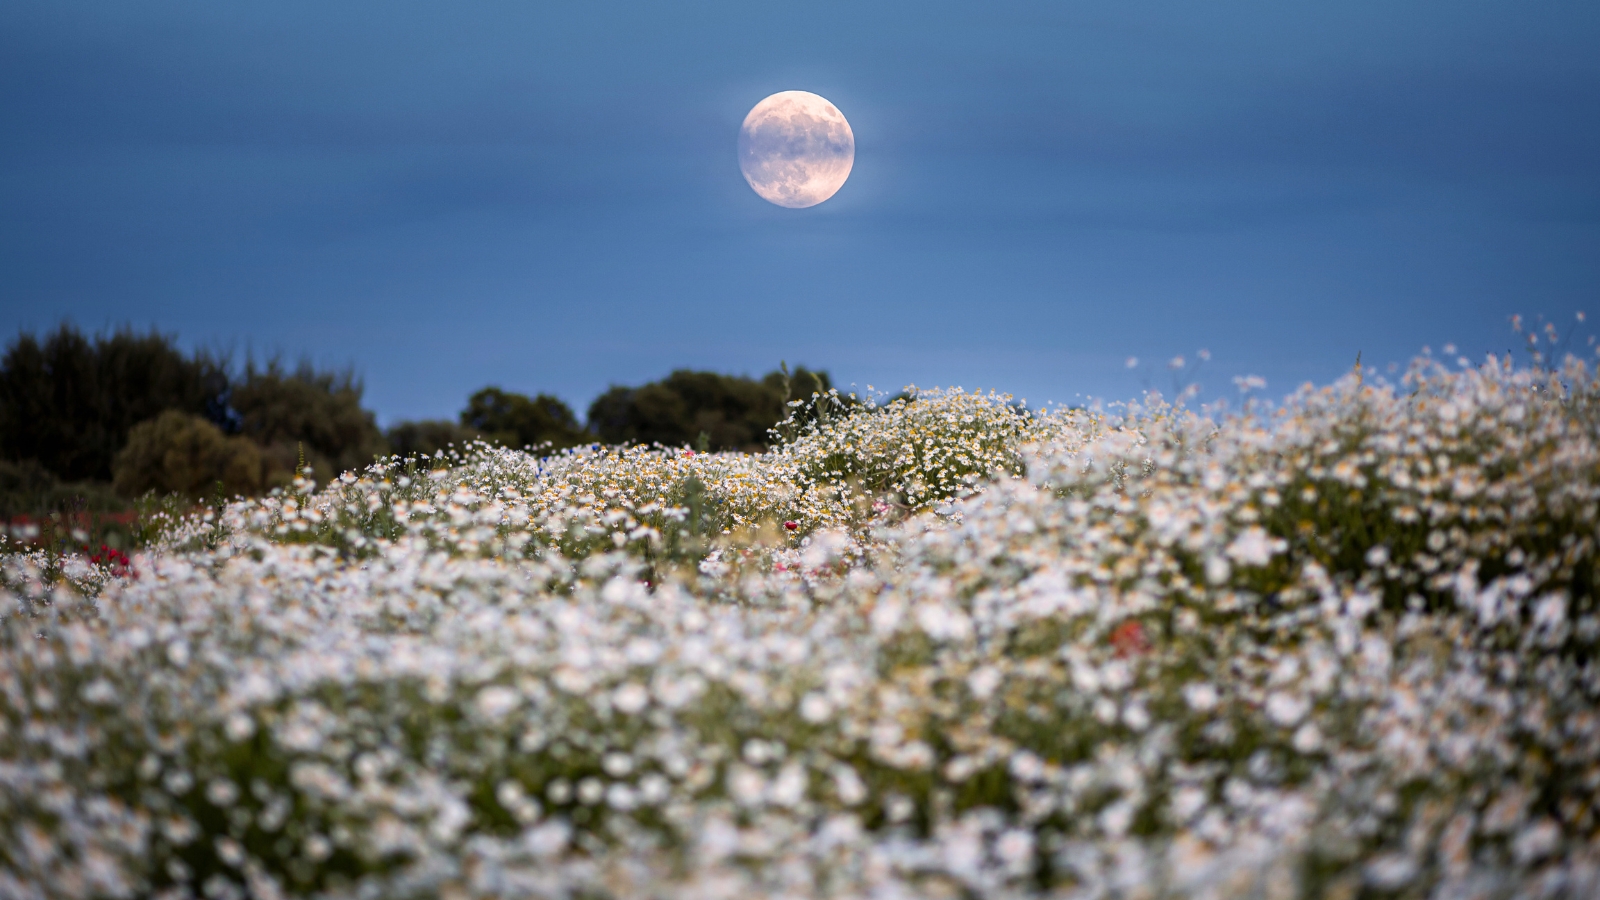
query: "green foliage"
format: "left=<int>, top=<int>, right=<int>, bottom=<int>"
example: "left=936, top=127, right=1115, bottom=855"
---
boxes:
left=384, top=419, right=482, bottom=460
left=763, top=363, right=837, bottom=438
left=460, top=387, right=590, bottom=452
left=0, top=325, right=398, bottom=500
left=588, top=366, right=833, bottom=451
left=0, top=324, right=228, bottom=482
left=131, top=490, right=196, bottom=548
left=0, top=458, right=129, bottom=515
left=0, top=459, right=135, bottom=553
left=0, top=459, right=68, bottom=520
left=111, top=410, right=263, bottom=499
left=231, top=360, right=387, bottom=486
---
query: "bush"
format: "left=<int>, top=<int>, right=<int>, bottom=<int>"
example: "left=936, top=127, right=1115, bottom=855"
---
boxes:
left=460, top=387, right=589, bottom=451
left=0, top=324, right=228, bottom=482
left=0, top=459, right=62, bottom=520
left=0, top=326, right=393, bottom=496
left=588, top=366, right=833, bottom=451
left=384, top=419, right=482, bottom=460
left=0, top=459, right=129, bottom=520
left=0, top=460, right=135, bottom=552
left=231, top=360, right=386, bottom=485
left=111, top=410, right=262, bottom=498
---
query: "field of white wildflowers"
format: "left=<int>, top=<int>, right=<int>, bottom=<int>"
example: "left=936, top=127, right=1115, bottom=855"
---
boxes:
left=4, top=353, right=1600, bottom=900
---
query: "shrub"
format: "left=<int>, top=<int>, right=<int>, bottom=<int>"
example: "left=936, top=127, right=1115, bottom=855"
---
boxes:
left=0, top=459, right=62, bottom=520
left=589, top=366, right=833, bottom=452
left=111, top=410, right=262, bottom=498
left=231, top=360, right=386, bottom=485
left=460, top=387, right=589, bottom=451
left=384, top=419, right=483, bottom=460
left=0, top=324, right=228, bottom=481
left=0, top=459, right=129, bottom=522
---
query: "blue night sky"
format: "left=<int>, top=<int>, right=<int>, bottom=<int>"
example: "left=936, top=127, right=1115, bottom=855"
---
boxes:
left=3, top=1, right=1598, bottom=423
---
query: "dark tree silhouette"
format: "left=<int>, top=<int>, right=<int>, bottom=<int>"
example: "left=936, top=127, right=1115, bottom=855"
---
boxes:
left=230, top=360, right=388, bottom=486
left=460, top=387, right=591, bottom=451
left=587, top=367, right=834, bottom=452
left=385, top=420, right=482, bottom=460
left=0, top=325, right=228, bottom=482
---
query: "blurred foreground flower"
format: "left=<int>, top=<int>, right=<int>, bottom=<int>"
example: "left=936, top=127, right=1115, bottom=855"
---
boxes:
left=5, top=353, right=1600, bottom=899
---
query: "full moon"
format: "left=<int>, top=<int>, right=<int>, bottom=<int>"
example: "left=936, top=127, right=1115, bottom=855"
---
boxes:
left=738, top=91, right=854, bottom=208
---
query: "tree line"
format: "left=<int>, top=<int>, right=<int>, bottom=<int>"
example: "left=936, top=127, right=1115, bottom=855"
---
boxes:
left=0, top=324, right=834, bottom=518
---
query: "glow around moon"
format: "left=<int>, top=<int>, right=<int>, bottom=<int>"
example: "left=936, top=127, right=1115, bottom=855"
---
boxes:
left=738, top=91, right=854, bottom=208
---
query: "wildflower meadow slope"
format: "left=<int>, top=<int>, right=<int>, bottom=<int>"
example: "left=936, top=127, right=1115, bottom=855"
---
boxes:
left=3, top=357, right=1599, bottom=899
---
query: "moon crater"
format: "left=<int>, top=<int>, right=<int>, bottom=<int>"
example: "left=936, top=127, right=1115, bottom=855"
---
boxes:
left=738, top=91, right=854, bottom=208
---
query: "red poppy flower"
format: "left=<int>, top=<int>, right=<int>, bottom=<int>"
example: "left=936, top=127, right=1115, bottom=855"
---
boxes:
left=1110, top=620, right=1149, bottom=658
